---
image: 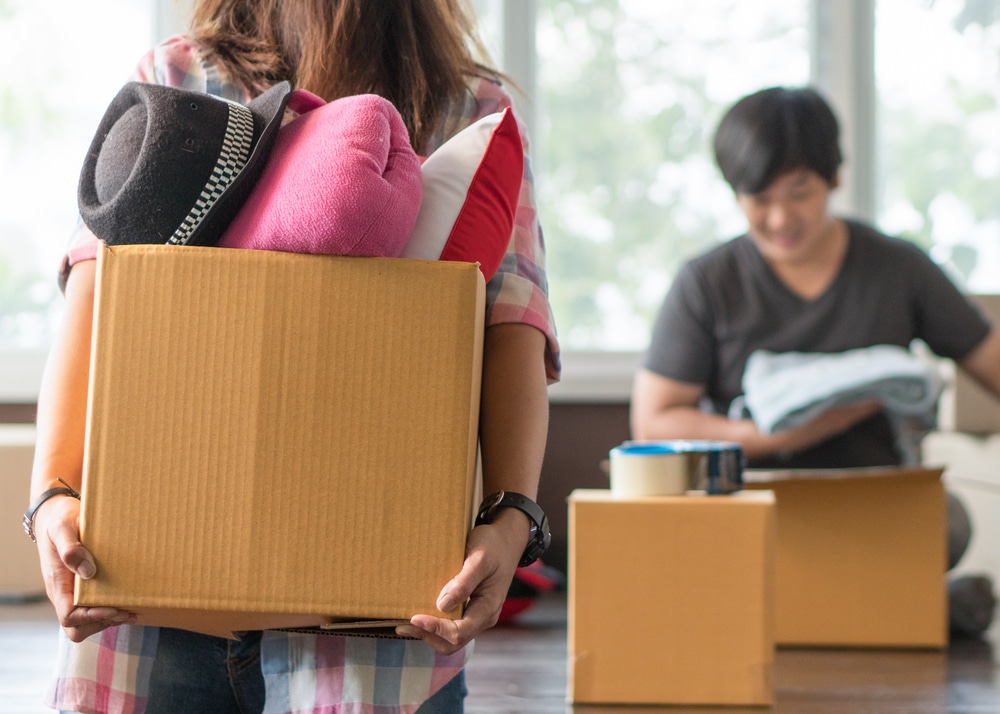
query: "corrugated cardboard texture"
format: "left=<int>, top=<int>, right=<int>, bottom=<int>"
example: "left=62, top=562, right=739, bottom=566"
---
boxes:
left=77, top=244, right=484, bottom=638
left=745, top=467, right=947, bottom=648
left=0, top=425, right=45, bottom=598
left=568, top=489, right=775, bottom=706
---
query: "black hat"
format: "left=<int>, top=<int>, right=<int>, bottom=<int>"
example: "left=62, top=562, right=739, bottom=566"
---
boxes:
left=78, top=80, right=292, bottom=246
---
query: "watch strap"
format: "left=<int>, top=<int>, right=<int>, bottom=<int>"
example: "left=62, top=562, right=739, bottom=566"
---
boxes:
left=475, top=490, right=551, bottom=567
left=23, top=478, right=80, bottom=542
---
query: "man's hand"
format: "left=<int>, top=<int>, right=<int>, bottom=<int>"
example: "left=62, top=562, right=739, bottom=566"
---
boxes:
left=761, top=398, right=883, bottom=457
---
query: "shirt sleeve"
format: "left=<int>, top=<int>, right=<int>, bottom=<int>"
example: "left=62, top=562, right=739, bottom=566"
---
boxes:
left=903, top=241, right=991, bottom=360
left=643, top=259, right=717, bottom=386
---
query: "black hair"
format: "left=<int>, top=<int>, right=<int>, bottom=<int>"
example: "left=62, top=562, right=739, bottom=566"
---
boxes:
left=713, top=86, right=843, bottom=195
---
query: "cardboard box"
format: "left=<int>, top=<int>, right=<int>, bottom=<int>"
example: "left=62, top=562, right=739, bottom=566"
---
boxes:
left=568, top=489, right=775, bottom=706
left=744, top=467, right=947, bottom=649
left=76, top=243, right=485, bottom=638
left=937, top=295, right=1000, bottom=434
left=0, top=425, right=46, bottom=599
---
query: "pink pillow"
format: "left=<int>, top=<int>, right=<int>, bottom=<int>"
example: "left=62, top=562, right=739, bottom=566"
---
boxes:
left=219, top=91, right=422, bottom=257
left=401, top=107, right=524, bottom=281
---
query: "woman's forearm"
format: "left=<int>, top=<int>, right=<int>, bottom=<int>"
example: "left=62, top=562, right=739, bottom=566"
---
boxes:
left=31, top=261, right=96, bottom=500
left=477, top=322, right=549, bottom=499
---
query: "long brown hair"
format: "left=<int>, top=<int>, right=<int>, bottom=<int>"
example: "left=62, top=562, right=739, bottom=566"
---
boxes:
left=189, top=0, right=498, bottom=150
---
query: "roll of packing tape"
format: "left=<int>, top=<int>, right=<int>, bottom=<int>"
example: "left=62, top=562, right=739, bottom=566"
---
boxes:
left=686, top=441, right=744, bottom=495
left=609, top=442, right=691, bottom=497
left=609, top=441, right=744, bottom=498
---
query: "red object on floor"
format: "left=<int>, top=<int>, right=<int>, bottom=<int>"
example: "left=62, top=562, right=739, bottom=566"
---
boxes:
left=497, top=560, right=564, bottom=625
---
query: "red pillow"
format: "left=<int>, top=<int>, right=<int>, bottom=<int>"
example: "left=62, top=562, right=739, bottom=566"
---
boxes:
left=400, top=107, right=524, bottom=281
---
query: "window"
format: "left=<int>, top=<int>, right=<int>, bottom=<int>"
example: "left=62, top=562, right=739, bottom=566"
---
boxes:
left=3, top=0, right=997, bottom=402
left=0, top=0, right=154, bottom=352
left=515, top=0, right=998, bottom=396
left=535, top=0, right=809, bottom=350
left=875, top=0, right=1000, bottom=292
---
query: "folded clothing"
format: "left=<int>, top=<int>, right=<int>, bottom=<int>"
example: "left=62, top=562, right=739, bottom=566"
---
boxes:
left=731, top=344, right=944, bottom=435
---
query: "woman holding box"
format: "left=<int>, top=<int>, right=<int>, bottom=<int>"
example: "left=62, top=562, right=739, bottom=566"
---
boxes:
left=28, top=1, right=560, bottom=712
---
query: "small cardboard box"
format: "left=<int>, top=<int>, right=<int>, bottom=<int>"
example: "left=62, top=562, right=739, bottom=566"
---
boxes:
left=744, top=467, right=947, bottom=649
left=0, top=425, right=45, bottom=599
left=76, top=244, right=485, bottom=638
left=568, top=489, right=775, bottom=707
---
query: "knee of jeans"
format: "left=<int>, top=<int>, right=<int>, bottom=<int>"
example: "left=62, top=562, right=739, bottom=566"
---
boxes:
left=947, top=490, right=972, bottom=571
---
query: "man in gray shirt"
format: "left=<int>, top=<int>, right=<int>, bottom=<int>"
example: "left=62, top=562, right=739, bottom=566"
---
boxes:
left=631, top=86, right=1000, bottom=635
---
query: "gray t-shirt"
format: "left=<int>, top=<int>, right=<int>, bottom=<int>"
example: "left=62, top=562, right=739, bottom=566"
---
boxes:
left=643, top=220, right=991, bottom=468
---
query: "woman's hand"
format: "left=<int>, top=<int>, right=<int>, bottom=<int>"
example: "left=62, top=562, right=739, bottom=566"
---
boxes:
left=34, top=495, right=135, bottom=642
left=397, top=323, right=548, bottom=653
left=397, top=506, right=528, bottom=654
left=31, top=260, right=135, bottom=641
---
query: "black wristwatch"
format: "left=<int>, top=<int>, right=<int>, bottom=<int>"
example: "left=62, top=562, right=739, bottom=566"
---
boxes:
left=475, top=490, right=551, bottom=567
left=23, top=478, right=81, bottom=543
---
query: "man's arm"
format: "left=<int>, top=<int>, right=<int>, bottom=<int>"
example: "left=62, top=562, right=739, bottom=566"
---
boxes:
left=630, top=368, right=880, bottom=461
left=959, top=328, right=1000, bottom=398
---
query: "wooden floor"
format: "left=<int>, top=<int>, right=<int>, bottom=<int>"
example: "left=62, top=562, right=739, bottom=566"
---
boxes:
left=2, top=592, right=999, bottom=713
left=467, top=593, right=1000, bottom=713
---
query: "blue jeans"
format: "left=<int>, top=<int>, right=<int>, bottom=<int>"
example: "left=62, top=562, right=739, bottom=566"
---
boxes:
left=138, top=628, right=466, bottom=713
left=145, top=628, right=264, bottom=714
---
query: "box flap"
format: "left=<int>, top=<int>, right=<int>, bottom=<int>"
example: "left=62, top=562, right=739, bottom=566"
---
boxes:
left=568, top=488, right=776, bottom=505
left=744, top=465, right=945, bottom=484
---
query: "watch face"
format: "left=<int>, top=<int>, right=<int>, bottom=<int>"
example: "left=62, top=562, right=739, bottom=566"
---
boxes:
left=519, top=516, right=551, bottom=567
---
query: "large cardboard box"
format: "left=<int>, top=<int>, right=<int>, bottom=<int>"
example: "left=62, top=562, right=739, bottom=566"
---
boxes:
left=568, top=489, right=775, bottom=707
left=0, top=425, right=45, bottom=599
left=744, top=467, right=947, bottom=649
left=76, top=244, right=485, bottom=638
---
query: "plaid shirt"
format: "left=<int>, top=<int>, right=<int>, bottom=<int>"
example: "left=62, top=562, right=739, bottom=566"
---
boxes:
left=50, top=35, right=559, bottom=714
left=49, top=625, right=469, bottom=714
